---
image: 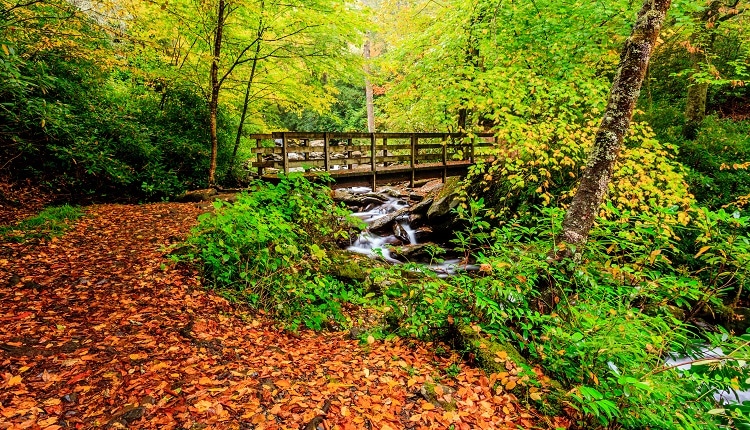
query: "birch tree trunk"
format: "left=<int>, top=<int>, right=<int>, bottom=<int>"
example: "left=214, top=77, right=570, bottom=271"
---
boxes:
left=363, top=36, right=375, bottom=133
left=554, top=0, right=672, bottom=258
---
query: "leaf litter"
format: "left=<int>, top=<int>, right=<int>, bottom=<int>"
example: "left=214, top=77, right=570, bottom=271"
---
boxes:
left=0, top=202, right=545, bottom=429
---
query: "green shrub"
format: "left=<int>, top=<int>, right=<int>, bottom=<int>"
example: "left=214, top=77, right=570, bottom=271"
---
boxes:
left=182, top=174, right=364, bottom=330
left=0, top=204, right=83, bottom=242
left=677, top=117, right=750, bottom=211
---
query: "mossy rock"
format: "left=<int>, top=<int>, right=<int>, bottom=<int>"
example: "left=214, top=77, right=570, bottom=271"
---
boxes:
left=327, top=250, right=388, bottom=286
left=455, top=324, right=565, bottom=415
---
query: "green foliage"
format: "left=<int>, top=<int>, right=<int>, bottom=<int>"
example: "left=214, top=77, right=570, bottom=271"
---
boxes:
left=0, top=205, right=83, bottom=242
left=0, top=0, right=232, bottom=199
left=276, top=82, right=369, bottom=132
left=676, top=117, right=750, bottom=211
left=182, top=175, right=364, bottom=330
left=365, top=199, right=750, bottom=429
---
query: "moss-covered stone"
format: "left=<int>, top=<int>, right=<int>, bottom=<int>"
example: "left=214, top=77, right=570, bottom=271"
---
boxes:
left=454, top=324, right=565, bottom=415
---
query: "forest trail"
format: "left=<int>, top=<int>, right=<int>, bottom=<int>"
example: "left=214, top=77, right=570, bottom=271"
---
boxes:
left=0, top=203, right=541, bottom=429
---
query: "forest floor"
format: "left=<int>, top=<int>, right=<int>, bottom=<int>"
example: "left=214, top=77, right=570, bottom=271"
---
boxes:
left=0, top=202, right=556, bottom=429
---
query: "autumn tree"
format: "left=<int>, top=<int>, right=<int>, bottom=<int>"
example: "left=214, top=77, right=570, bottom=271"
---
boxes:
left=555, top=0, right=673, bottom=256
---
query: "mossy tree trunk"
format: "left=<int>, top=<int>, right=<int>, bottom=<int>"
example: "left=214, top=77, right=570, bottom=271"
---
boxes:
left=555, top=0, right=672, bottom=257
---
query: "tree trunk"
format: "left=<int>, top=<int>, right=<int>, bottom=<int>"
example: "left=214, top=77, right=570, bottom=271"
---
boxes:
left=363, top=36, right=375, bottom=133
left=555, top=0, right=672, bottom=258
left=230, top=52, right=260, bottom=170
left=208, top=0, right=227, bottom=187
left=683, top=55, right=709, bottom=140
left=683, top=0, right=726, bottom=140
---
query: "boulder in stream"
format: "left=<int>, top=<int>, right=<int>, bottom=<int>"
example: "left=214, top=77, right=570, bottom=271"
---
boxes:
left=426, top=177, right=462, bottom=220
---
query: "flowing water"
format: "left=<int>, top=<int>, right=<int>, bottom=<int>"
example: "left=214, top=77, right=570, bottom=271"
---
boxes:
left=343, top=187, right=477, bottom=276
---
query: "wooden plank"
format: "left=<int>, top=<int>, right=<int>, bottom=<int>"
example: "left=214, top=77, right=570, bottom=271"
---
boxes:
left=256, top=138, right=263, bottom=176
left=377, top=155, right=411, bottom=163
left=251, top=161, right=277, bottom=168
left=323, top=132, right=330, bottom=172
left=250, top=147, right=281, bottom=154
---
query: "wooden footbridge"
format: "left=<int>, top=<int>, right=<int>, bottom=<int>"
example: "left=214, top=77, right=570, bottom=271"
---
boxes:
left=248, top=132, right=497, bottom=188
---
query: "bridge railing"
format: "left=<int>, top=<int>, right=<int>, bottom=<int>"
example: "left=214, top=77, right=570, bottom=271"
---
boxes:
left=247, top=132, right=497, bottom=187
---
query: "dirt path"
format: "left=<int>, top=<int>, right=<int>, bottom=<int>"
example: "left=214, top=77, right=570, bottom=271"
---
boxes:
left=0, top=203, right=539, bottom=429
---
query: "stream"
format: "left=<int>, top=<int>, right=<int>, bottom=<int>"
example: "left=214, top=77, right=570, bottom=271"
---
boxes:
left=342, top=186, right=477, bottom=276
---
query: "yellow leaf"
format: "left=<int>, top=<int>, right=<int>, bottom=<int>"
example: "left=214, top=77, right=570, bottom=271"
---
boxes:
left=694, top=246, right=711, bottom=258
left=193, top=400, right=213, bottom=413
left=421, top=402, right=436, bottom=411
left=6, top=374, right=22, bottom=387
left=366, top=335, right=375, bottom=344
left=648, top=249, right=661, bottom=265
left=529, top=392, right=542, bottom=401
left=505, top=380, right=517, bottom=390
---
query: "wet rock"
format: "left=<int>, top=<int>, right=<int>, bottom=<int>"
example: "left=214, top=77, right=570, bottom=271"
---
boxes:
left=414, top=226, right=434, bottom=242
left=393, top=223, right=411, bottom=244
left=409, top=193, right=425, bottom=202
left=106, top=405, right=145, bottom=428
left=380, top=187, right=405, bottom=198
left=427, top=193, right=460, bottom=220
left=332, top=190, right=388, bottom=208
left=368, top=207, right=409, bottom=233
left=410, top=198, right=434, bottom=216
left=391, top=243, right=433, bottom=261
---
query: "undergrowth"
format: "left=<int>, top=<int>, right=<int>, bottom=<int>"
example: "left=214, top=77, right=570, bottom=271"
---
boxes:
left=181, top=174, right=365, bottom=330
left=0, top=204, right=83, bottom=242
left=185, top=175, right=750, bottom=429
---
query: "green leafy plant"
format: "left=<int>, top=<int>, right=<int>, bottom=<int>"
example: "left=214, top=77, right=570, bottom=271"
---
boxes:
left=0, top=205, right=83, bottom=243
left=182, top=174, right=365, bottom=330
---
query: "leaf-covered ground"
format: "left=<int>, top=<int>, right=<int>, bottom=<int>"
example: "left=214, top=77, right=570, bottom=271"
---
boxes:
left=1, top=203, right=548, bottom=429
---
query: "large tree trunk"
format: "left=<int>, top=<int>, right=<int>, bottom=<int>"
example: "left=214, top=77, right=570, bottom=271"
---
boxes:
left=208, top=0, right=227, bottom=187
left=363, top=36, right=375, bottom=133
left=555, top=0, right=672, bottom=258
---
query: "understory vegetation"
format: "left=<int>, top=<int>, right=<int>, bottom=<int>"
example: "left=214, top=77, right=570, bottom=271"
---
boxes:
left=184, top=173, right=750, bottom=430
left=0, top=204, right=83, bottom=242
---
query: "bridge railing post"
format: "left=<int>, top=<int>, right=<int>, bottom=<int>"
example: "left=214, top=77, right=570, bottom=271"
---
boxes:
left=370, top=133, right=376, bottom=190
left=347, top=138, right=353, bottom=170
left=410, top=133, right=416, bottom=187
left=470, top=135, right=475, bottom=164
left=281, top=132, right=288, bottom=175
left=256, top=137, right=263, bottom=177
left=323, top=132, right=330, bottom=173
left=442, top=133, right=448, bottom=183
